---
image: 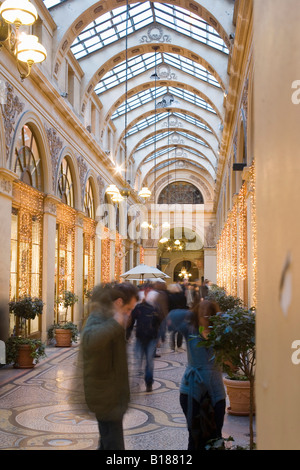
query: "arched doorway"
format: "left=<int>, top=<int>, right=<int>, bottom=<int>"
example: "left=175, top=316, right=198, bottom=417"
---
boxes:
left=173, top=260, right=199, bottom=282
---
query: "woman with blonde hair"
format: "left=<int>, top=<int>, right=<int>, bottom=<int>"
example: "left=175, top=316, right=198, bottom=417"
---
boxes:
left=167, top=299, right=226, bottom=450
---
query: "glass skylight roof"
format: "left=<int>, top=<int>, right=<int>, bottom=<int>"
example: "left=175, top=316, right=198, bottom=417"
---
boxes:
left=43, top=0, right=67, bottom=8
left=126, top=111, right=212, bottom=139
left=70, top=2, right=228, bottom=60
left=95, top=51, right=220, bottom=95
left=136, top=130, right=208, bottom=151
left=126, top=112, right=169, bottom=137
left=144, top=146, right=207, bottom=164
left=112, top=86, right=216, bottom=120
left=149, top=158, right=208, bottom=173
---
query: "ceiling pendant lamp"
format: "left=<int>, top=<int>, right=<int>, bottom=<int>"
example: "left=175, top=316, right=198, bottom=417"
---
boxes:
left=111, top=191, right=124, bottom=203
left=138, top=186, right=151, bottom=199
left=106, top=184, right=119, bottom=196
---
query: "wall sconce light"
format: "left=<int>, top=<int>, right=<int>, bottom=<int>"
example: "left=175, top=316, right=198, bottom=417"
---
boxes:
left=0, top=0, right=47, bottom=80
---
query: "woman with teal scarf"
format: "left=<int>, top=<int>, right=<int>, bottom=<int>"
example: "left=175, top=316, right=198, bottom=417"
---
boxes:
left=167, top=300, right=226, bottom=450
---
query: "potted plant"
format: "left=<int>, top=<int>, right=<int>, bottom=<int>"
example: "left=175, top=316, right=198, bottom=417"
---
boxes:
left=47, top=321, right=79, bottom=348
left=199, top=306, right=256, bottom=450
left=6, top=296, right=46, bottom=368
left=56, top=290, right=79, bottom=323
left=51, top=291, right=79, bottom=347
left=206, top=285, right=244, bottom=312
left=6, top=336, right=46, bottom=369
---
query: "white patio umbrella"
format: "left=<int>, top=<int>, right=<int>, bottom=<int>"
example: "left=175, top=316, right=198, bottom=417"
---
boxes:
left=120, top=264, right=170, bottom=282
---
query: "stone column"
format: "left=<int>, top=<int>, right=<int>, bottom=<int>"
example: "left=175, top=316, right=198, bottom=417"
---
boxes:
left=94, top=221, right=102, bottom=285
left=74, top=213, right=84, bottom=328
left=42, top=195, right=60, bottom=342
left=0, top=169, right=14, bottom=339
left=204, top=248, right=217, bottom=284
left=143, top=247, right=157, bottom=268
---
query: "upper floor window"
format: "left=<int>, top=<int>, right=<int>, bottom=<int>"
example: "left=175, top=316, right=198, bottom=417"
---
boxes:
left=158, top=182, right=204, bottom=204
left=84, top=178, right=95, bottom=220
left=58, top=158, right=74, bottom=207
left=15, top=125, right=42, bottom=191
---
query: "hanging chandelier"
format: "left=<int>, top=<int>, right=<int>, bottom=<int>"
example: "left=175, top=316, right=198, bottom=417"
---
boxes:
left=106, top=184, right=119, bottom=196
left=139, top=186, right=152, bottom=199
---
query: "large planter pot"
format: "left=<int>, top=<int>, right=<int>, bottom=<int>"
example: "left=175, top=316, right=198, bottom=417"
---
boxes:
left=15, top=344, right=35, bottom=369
left=55, top=329, right=72, bottom=347
left=223, top=377, right=255, bottom=416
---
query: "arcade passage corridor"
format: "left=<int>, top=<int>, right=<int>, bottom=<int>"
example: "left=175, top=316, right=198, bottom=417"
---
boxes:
left=0, top=340, right=251, bottom=450
left=1, top=0, right=300, bottom=451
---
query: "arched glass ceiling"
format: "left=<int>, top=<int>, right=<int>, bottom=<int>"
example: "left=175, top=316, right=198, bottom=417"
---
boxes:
left=95, top=52, right=220, bottom=95
left=70, top=2, right=229, bottom=60
left=112, top=86, right=216, bottom=119
left=144, top=146, right=207, bottom=164
left=136, top=131, right=209, bottom=151
left=149, top=158, right=208, bottom=173
left=126, top=112, right=169, bottom=137
left=44, top=0, right=66, bottom=7
left=127, top=111, right=213, bottom=138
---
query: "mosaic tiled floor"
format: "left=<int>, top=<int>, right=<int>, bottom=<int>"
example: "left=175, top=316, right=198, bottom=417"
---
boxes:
left=0, top=337, right=254, bottom=451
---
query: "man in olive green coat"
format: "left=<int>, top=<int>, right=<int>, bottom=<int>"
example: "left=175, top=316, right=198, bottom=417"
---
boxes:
left=81, top=283, right=138, bottom=450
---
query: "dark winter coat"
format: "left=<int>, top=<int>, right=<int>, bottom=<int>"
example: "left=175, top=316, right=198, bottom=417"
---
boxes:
left=81, top=309, right=130, bottom=421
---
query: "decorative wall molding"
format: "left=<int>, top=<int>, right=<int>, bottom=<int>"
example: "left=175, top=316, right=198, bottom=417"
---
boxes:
left=1, top=83, right=25, bottom=160
left=77, top=155, right=88, bottom=202
left=204, top=221, right=216, bottom=248
left=97, top=175, right=105, bottom=203
left=162, top=114, right=183, bottom=129
left=45, top=126, right=64, bottom=191
left=157, top=62, right=177, bottom=80
left=140, top=24, right=171, bottom=44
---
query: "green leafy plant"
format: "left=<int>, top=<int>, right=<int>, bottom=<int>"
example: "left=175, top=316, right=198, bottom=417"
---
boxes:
left=56, top=290, right=79, bottom=323
left=9, top=296, right=44, bottom=319
left=199, top=306, right=256, bottom=450
left=47, top=322, right=79, bottom=344
left=206, top=285, right=243, bottom=312
left=5, top=337, right=46, bottom=366
left=7, top=296, right=46, bottom=366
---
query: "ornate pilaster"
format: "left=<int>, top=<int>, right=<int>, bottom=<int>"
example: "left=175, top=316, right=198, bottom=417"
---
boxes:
left=45, top=126, right=64, bottom=191
left=1, top=83, right=25, bottom=160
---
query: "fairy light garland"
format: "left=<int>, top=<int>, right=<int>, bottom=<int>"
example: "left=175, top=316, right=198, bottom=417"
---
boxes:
left=140, top=246, right=145, bottom=264
left=101, top=226, right=111, bottom=283
left=238, top=183, right=247, bottom=282
left=83, top=217, right=96, bottom=299
left=250, top=162, right=257, bottom=307
left=114, top=232, right=122, bottom=282
left=11, top=182, right=44, bottom=300
left=217, top=161, right=257, bottom=305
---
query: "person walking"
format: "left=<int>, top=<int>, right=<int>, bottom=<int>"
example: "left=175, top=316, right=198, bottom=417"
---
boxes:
left=168, top=284, right=187, bottom=351
left=167, top=300, right=226, bottom=450
left=80, top=282, right=139, bottom=450
left=126, top=293, right=162, bottom=392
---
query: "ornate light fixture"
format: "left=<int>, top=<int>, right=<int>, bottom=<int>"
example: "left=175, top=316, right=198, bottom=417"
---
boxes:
left=106, top=184, right=119, bottom=196
left=138, top=186, right=151, bottom=199
left=0, top=0, right=38, bottom=26
left=111, top=192, right=124, bottom=203
left=0, top=0, right=47, bottom=80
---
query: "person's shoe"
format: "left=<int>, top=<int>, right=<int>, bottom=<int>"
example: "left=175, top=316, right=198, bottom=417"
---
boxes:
left=154, top=353, right=161, bottom=358
left=146, top=384, right=152, bottom=392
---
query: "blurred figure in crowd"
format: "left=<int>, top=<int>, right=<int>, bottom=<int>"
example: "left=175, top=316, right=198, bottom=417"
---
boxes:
left=80, top=282, right=139, bottom=450
left=148, top=281, right=170, bottom=352
left=168, top=284, right=187, bottom=351
left=167, top=299, right=226, bottom=450
left=126, top=286, right=163, bottom=392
